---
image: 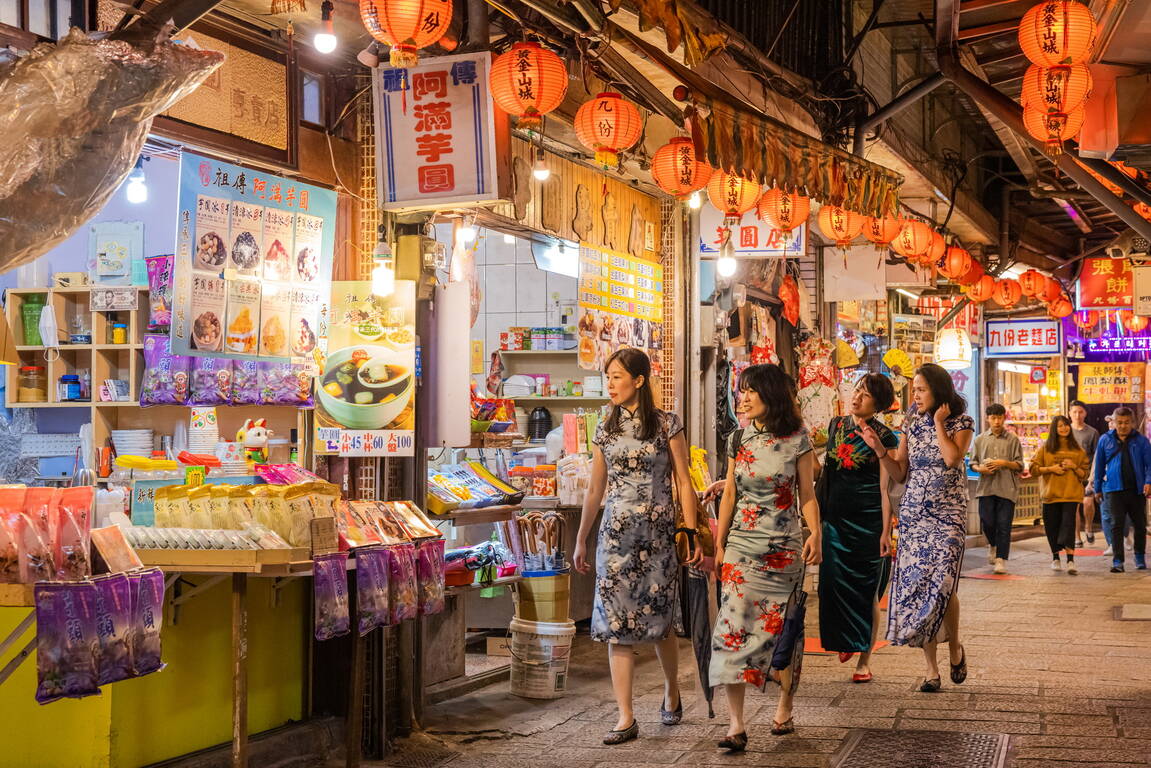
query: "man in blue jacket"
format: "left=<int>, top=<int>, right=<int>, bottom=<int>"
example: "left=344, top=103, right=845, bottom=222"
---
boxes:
left=1093, top=407, right=1151, bottom=572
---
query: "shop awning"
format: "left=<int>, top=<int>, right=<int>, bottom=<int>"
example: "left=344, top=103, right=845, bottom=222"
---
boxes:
left=692, top=97, right=903, bottom=218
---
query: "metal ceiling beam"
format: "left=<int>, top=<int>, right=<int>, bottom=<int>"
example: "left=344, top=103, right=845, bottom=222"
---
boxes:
left=976, top=49, right=1025, bottom=66
left=114, top=0, right=226, bottom=39
left=957, top=20, right=1019, bottom=40
left=960, top=0, right=1025, bottom=11
left=853, top=73, right=947, bottom=157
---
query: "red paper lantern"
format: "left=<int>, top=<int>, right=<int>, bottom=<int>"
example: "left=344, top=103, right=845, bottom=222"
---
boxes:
left=958, top=258, right=985, bottom=286
left=1018, top=1, right=1096, bottom=68
left=1021, top=63, right=1092, bottom=115
left=925, top=231, right=948, bottom=266
left=1023, top=105, right=1086, bottom=156
left=863, top=214, right=905, bottom=251
left=1135, top=202, right=1151, bottom=222
left=993, top=278, right=1023, bottom=308
left=1041, top=276, right=1063, bottom=303
left=359, top=0, right=453, bottom=67
left=1120, top=311, right=1150, bottom=333
left=650, top=138, right=712, bottom=199
left=967, top=274, right=997, bottom=303
left=489, top=42, right=568, bottom=131
left=817, top=205, right=864, bottom=248
left=1048, top=295, right=1075, bottom=318
left=890, top=220, right=934, bottom=259
left=1019, top=268, right=1046, bottom=297
left=707, top=171, right=761, bottom=224
left=939, top=246, right=974, bottom=280
left=1073, top=309, right=1100, bottom=329
left=574, top=93, right=643, bottom=168
left=757, top=189, right=811, bottom=234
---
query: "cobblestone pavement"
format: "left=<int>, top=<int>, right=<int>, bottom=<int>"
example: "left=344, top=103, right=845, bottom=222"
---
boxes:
left=383, top=535, right=1151, bottom=767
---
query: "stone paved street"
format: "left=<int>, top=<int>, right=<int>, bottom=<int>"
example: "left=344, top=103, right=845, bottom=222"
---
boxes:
left=380, top=535, right=1151, bottom=767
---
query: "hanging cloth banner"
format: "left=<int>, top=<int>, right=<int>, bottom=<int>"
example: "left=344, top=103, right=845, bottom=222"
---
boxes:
left=691, top=98, right=903, bottom=218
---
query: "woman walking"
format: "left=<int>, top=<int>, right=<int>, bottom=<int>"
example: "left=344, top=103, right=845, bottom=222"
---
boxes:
left=1032, top=416, right=1090, bottom=574
left=885, top=363, right=974, bottom=692
left=819, top=373, right=900, bottom=683
left=710, top=364, right=821, bottom=751
left=573, top=348, right=702, bottom=746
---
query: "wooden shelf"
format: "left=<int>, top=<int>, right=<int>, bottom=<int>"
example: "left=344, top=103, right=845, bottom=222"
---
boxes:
left=434, top=504, right=521, bottom=525
left=499, top=349, right=577, bottom=356
left=94, top=343, right=144, bottom=350
left=446, top=575, right=521, bottom=596
left=8, top=401, right=91, bottom=408
left=514, top=396, right=608, bottom=403
left=0, top=583, right=35, bottom=607
left=93, top=401, right=138, bottom=407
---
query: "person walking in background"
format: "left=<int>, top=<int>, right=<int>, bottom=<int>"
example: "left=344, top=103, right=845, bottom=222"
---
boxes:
left=1092, top=407, right=1151, bottom=573
left=710, top=364, right=821, bottom=750
left=1095, top=414, right=1129, bottom=557
left=1032, top=416, right=1090, bottom=575
left=1069, top=401, right=1099, bottom=546
left=572, top=348, right=702, bottom=745
left=819, top=373, right=900, bottom=684
left=885, top=364, right=974, bottom=693
left=970, top=404, right=1024, bottom=575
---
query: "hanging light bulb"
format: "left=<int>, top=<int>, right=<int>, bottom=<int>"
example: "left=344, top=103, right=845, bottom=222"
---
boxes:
left=687, top=190, right=702, bottom=210
left=314, top=0, right=338, bottom=54
left=457, top=216, right=477, bottom=244
left=125, top=158, right=147, bottom=204
left=716, top=255, right=737, bottom=278
left=532, top=148, right=551, bottom=181
left=371, top=229, right=394, bottom=297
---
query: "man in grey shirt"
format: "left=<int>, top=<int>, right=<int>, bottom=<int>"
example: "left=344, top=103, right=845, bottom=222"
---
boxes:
left=1069, top=400, right=1100, bottom=545
left=971, top=403, right=1024, bottom=574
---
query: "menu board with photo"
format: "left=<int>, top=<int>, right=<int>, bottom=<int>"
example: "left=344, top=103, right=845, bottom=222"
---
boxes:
left=890, top=313, right=937, bottom=373
left=172, top=152, right=337, bottom=361
left=576, top=243, right=665, bottom=375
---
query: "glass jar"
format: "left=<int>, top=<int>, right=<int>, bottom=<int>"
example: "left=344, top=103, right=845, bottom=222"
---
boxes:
left=18, top=366, right=46, bottom=402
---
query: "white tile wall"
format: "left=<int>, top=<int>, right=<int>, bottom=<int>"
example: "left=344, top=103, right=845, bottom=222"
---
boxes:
left=485, top=264, right=517, bottom=308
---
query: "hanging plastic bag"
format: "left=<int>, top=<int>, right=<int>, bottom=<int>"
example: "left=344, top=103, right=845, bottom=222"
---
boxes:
left=415, top=538, right=445, bottom=616
left=387, top=543, right=419, bottom=624
left=128, top=568, right=165, bottom=677
left=92, top=573, right=133, bottom=685
left=313, top=552, right=351, bottom=641
left=35, top=582, right=100, bottom=703
left=355, top=546, right=391, bottom=635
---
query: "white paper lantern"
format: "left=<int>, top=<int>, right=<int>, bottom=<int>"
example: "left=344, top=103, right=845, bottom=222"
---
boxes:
left=935, top=327, right=972, bottom=370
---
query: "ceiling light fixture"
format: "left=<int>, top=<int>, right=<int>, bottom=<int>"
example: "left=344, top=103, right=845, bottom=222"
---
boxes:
left=314, top=0, right=337, bottom=54
left=125, top=158, right=148, bottom=204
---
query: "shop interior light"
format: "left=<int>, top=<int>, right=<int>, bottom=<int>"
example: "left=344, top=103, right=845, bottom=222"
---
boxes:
left=357, top=42, right=380, bottom=68
left=371, top=236, right=394, bottom=297
left=125, top=158, right=147, bottom=204
left=997, top=361, right=1033, bottom=375
left=935, top=327, right=972, bottom=370
left=687, top=190, right=702, bottom=210
left=314, top=0, right=337, bottom=54
left=532, top=148, right=551, bottom=181
left=716, top=255, right=737, bottom=278
left=458, top=217, right=478, bottom=244
left=895, top=288, right=919, bottom=300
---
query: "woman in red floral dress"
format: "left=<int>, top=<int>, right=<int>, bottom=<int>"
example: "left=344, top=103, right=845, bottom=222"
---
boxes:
left=710, top=364, right=822, bottom=751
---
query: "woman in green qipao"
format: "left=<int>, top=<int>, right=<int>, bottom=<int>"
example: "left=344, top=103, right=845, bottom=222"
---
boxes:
left=817, top=373, right=900, bottom=683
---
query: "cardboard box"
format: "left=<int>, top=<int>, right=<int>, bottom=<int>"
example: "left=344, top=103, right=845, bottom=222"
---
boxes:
left=486, top=636, right=511, bottom=656
left=310, top=516, right=338, bottom=556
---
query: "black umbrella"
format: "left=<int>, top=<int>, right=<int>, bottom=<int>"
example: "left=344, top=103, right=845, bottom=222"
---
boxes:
left=680, top=563, right=716, bottom=718
left=769, top=587, right=807, bottom=693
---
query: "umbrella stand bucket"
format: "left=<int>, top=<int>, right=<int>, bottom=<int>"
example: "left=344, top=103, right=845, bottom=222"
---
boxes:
left=508, top=617, right=576, bottom=699
left=515, top=570, right=571, bottom=622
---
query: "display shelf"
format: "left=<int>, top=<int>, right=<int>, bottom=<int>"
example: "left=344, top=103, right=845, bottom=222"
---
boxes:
left=7, top=402, right=91, bottom=408
left=498, top=349, right=577, bottom=356
left=434, top=504, right=521, bottom=525
left=514, top=396, right=608, bottom=403
left=0, top=584, right=35, bottom=607
left=446, top=575, right=520, bottom=596
left=94, top=343, right=144, bottom=350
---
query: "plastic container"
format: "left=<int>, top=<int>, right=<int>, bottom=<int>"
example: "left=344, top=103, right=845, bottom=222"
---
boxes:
left=516, top=571, right=570, bottom=622
left=59, top=374, right=81, bottom=401
left=507, top=466, right=534, bottom=495
left=532, top=465, right=557, bottom=497
left=21, top=297, right=46, bottom=346
left=508, top=617, right=576, bottom=699
left=112, top=323, right=128, bottom=344
left=18, top=366, right=46, bottom=402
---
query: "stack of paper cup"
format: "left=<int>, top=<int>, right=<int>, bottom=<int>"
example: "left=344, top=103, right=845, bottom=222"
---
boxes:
left=215, top=440, right=249, bottom=476
left=188, top=407, right=220, bottom=454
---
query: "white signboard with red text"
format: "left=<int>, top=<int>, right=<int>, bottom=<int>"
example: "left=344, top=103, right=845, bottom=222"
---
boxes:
left=984, top=319, right=1062, bottom=358
left=697, top=204, right=805, bottom=257
left=373, top=52, right=501, bottom=210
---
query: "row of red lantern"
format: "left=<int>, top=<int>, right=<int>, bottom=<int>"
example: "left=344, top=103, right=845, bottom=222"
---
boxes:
left=1073, top=309, right=1150, bottom=333
left=1016, top=1, right=1097, bottom=155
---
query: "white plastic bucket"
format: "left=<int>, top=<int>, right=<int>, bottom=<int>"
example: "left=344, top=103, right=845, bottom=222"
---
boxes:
left=508, top=617, right=576, bottom=699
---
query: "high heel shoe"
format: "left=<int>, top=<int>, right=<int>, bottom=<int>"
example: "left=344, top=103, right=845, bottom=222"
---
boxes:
left=718, top=731, right=748, bottom=752
left=603, top=720, right=638, bottom=745
left=838, top=652, right=855, bottom=664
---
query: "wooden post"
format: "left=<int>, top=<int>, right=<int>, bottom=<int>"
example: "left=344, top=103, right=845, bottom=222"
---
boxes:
left=345, top=629, right=365, bottom=768
left=231, top=573, right=249, bottom=768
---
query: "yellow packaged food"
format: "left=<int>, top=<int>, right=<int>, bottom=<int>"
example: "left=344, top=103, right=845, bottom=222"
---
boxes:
left=229, top=486, right=258, bottom=526
left=262, top=485, right=293, bottom=544
left=153, top=486, right=172, bottom=527
left=285, top=484, right=317, bottom=547
left=188, top=486, right=214, bottom=529
left=210, top=485, right=234, bottom=529
left=166, top=486, right=192, bottom=528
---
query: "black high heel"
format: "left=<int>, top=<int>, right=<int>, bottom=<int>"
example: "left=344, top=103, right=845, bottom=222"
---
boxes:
left=718, top=731, right=748, bottom=752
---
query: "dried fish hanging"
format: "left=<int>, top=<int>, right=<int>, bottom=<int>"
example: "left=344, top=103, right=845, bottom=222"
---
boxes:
left=270, top=0, right=307, bottom=12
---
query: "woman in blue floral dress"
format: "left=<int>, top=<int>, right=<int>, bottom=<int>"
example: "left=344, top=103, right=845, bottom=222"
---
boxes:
left=574, top=349, right=702, bottom=746
left=883, top=363, right=974, bottom=693
left=709, top=364, right=821, bottom=751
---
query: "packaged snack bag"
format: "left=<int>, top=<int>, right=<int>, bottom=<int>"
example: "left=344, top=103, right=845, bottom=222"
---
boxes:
left=55, top=486, right=92, bottom=581
left=355, top=546, right=391, bottom=635
left=313, top=552, right=351, bottom=641
left=0, top=485, right=28, bottom=529
left=128, top=568, right=165, bottom=676
left=228, top=486, right=258, bottom=527
left=152, top=486, right=172, bottom=527
left=285, top=484, right=317, bottom=548
left=0, top=520, right=18, bottom=583
left=386, top=543, right=418, bottom=624
left=230, top=361, right=260, bottom=406
left=165, top=486, right=192, bottom=528
left=415, top=538, right=446, bottom=616
left=190, top=357, right=232, bottom=407
left=187, top=486, right=214, bottom=529
left=140, top=334, right=191, bottom=406
left=146, top=254, right=174, bottom=332
left=92, top=573, right=133, bottom=685
left=209, top=485, right=234, bottom=529
left=15, top=514, right=54, bottom=582
left=35, top=582, right=100, bottom=703
left=23, top=487, right=58, bottom=548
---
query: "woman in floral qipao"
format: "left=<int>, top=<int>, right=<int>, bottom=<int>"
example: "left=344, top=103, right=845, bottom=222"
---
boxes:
left=884, top=363, right=974, bottom=693
left=710, top=364, right=821, bottom=751
left=574, top=349, right=702, bottom=746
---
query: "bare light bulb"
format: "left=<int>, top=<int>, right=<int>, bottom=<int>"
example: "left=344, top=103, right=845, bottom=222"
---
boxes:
left=532, top=157, right=551, bottom=181
left=125, top=159, right=147, bottom=204
left=314, top=1, right=337, bottom=53
left=716, top=255, right=737, bottom=278
left=687, top=191, right=702, bottom=210
left=458, top=217, right=477, bottom=244
left=372, top=258, right=395, bottom=297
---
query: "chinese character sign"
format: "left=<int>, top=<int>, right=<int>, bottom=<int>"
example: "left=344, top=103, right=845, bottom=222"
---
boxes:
left=576, top=244, right=664, bottom=373
left=1078, top=363, right=1144, bottom=404
left=374, top=53, right=502, bottom=209
left=314, top=280, right=417, bottom=456
left=171, top=152, right=337, bottom=361
left=984, top=319, right=1062, bottom=357
left=1077, top=257, right=1134, bottom=309
left=697, top=204, right=805, bottom=258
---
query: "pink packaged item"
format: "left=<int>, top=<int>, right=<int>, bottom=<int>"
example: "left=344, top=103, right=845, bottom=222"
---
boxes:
left=415, top=538, right=445, bottom=616
left=55, top=487, right=93, bottom=580
left=15, top=514, right=54, bottom=582
left=386, top=543, right=418, bottom=624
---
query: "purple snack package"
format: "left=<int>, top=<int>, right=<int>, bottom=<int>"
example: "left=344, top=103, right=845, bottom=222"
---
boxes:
left=314, top=552, right=351, bottom=641
left=415, top=538, right=446, bottom=616
left=92, top=573, right=134, bottom=686
left=191, top=357, right=233, bottom=406
left=145, top=255, right=174, bottom=332
left=387, top=543, right=418, bottom=624
left=230, top=360, right=260, bottom=406
left=35, top=582, right=100, bottom=704
left=128, top=568, right=165, bottom=677
left=258, top=362, right=315, bottom=408
left=140, top=334, right=191, bottom=406
left=355, top=546, right=391, bottom=635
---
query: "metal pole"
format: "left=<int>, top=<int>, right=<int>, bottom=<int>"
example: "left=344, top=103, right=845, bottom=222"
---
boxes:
left=853, top=72, right=947, bottom=157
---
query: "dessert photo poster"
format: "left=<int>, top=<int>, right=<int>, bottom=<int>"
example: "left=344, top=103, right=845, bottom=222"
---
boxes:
left=170, top=152, right=337, bottom=362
